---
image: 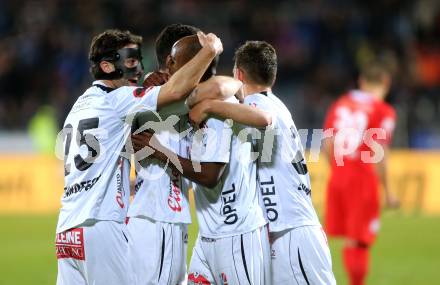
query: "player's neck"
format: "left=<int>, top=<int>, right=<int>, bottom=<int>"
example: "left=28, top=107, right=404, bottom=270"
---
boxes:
left=359, top=86, right=386, bottom=101
left=242, top=84, right=271, bottom=97
left=99, top=80, right=115, bottom=89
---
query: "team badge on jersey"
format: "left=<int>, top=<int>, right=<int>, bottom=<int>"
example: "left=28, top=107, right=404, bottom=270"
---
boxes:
left=133, top=86, right=153, bottom=98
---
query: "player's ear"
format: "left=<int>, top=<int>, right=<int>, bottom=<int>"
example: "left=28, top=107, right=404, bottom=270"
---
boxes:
left=100, top=61, right=115, bottom=74
left=236, top=67, right=245, bottom=82
left=165, top=55, right=174, bottom=71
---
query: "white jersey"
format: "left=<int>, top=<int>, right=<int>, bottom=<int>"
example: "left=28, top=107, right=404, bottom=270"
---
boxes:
left=56, top=81, right=160, bottom=233
left=244, top=92, right=320, bottom=232
left=189, top=99, right=267, bottom=238
left=127, top=101, right=192, bottom=224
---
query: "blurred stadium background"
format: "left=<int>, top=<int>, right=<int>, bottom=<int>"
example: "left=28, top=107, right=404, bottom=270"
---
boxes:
left=1, top=0, right=440, bottom=284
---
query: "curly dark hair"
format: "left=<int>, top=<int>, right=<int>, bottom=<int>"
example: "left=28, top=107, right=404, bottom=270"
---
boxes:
left=155, top=23, right=200, bottom=69
left=234, top=41, right=277, bottom=86
left=88, top=29, right=142, bottom=79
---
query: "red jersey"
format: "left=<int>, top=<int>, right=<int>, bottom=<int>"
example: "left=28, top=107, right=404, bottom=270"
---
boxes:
left=323, top=90, right=396, bottom=243
left=324, top=90, right=396, bottom=176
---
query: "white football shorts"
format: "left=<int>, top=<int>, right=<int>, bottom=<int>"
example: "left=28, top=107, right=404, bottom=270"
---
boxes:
left=56, top=220, right=132, bottom=285
left=270, top=225, right=336, bottom=285
left=188, top=225, right=271, bottom=285
left=127, top=216, right=188, bottom=285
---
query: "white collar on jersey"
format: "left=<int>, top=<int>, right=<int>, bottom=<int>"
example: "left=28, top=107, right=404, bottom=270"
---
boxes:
left=92, top=80, right=115, bottom=93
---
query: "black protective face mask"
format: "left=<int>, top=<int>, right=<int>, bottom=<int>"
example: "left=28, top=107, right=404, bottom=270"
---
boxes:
left=93, top=47, right=144, bottom=81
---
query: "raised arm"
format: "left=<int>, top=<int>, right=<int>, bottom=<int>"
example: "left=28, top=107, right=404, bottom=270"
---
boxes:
left=157, top=32, right=223, bottom=110
left=189, top=99, right=272, bottom=128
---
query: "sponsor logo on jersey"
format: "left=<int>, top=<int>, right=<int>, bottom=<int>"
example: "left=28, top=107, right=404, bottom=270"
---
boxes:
left=188, top=272, right=211, bottom=285
left=115, top=158, right=125, bottom=209
left=201, top=237, right=216, bottom=243
left=297, top=182, right=312, bottom=196
left=221, top=183, right=238, bottom=225
left=134, top=179, right=144, bottom=195
left=63, top=174, right=101, bottom=198
left=260, top=176, right=279, bottom=222
left=168, top=168, right=182, bottom=212
left=56, top=228, right=85, bottom=260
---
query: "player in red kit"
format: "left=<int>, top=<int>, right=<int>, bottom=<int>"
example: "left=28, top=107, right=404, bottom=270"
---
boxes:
left=323, top=61, right=400, bottom=285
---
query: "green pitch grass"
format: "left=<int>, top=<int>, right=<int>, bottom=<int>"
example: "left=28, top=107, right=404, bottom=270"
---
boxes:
left=1, top=213, right=439, bottom=285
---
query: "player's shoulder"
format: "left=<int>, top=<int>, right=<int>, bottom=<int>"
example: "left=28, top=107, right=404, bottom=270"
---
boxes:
left=244, top=92, right=271, bottom=106
left=67, top=85, right=105, bottom=115
left=111, top=85, right=158, bottom=98
left=377, top=100, right=395, bottom=113
left=330, top=92, right=350, bottom=107
left=375, top=100, right=396, bottom=119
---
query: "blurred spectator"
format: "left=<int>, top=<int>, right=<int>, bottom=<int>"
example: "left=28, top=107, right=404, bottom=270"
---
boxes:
left=0, top=0, right=440, bottom=148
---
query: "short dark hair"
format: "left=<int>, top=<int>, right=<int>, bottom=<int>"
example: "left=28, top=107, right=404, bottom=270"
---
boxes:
left=155, top=24, right=200, bottom=69
left=234, top=41, right=277, bottom=86
left=359, top=61, right=391, bottom=85
left=89, top=29, right=142, bottom=79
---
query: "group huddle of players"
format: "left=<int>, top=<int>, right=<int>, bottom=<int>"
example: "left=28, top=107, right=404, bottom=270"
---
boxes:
left=55, top=23, right=397, bottom=285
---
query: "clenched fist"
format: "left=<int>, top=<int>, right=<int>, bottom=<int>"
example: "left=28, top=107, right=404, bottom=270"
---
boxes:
left=197, top=31, right=223, bottom=56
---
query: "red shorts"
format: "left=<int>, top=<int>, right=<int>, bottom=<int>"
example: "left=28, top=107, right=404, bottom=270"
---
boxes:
left=324, top=169, right=380, bottom=245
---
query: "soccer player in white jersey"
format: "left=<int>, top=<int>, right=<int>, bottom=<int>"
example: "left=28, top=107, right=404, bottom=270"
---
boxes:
left=189, top=41, right=337, bottom=285
left=127, top=26, right=241, bottom=285
left=55, top=29, right=223, bottom=285
left=132, top=96, right=272, bottom=284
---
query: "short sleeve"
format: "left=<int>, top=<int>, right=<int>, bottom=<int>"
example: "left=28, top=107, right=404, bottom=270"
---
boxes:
left=111, top=86, right=160, bottom=119
left=191, top=118, right=232, bottom=163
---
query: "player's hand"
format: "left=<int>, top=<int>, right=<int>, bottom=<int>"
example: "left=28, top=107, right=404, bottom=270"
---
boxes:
left=385, top=193, right=400, bottom=209
left=142, top=71, right=170, bottom=88
left=131, top=131, right=158, bottom=153
left=189, top=99, right=211, bottom=126
left=197, top=31, right=223, bottom=56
